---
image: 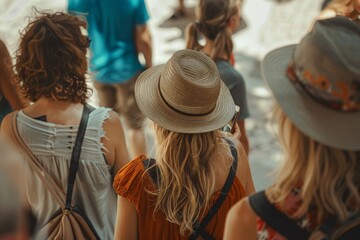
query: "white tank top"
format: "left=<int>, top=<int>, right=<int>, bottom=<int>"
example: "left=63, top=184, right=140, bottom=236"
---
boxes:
left=17, top=107, right=116, bottom=240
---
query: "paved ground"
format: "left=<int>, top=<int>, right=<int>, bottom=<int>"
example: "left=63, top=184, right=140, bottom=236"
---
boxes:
left=0, top=0, right=323, bottom=190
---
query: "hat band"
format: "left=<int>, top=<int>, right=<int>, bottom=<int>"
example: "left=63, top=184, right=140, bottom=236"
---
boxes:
left=157, top=80, right=216, bottom=117
left=286, top=63, right=360, bottom=112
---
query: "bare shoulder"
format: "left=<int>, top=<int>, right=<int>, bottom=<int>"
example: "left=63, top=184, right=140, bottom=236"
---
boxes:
left=103, top=111, right=122, bottom=130
left=1, top=113, right=15, bottom=138
left=102, top=110, right=124, bottom=145
left=106, top=110, right=121, bottom=123
left=2, top=112, right=12, bottom=126
left=224, top=197, right=257, bottom=240
left=229, top=197, right=257, bottom=222
left=101, top=110, right=129, bottom=174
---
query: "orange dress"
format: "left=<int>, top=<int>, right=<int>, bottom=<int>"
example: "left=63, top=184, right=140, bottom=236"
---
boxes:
left=113, top=155, right=245, bottom=240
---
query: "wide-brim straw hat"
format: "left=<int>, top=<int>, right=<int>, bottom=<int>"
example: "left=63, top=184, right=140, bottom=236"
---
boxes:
left=135, top=49, right=235, bottom=133
left=262, top=16, right=360, bottom=151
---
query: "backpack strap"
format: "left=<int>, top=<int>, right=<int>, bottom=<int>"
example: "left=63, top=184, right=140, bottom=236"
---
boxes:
left=64, top=104, right=93, bottom=210
left=189, top=139, right=238, bottom=240
left=249, top=191, right=360, bottom=240
left=248, top=191, right=310, bottom=240
left=10, top=104, right=94, bottom=210
left=10, top=112, right=65, bottom=208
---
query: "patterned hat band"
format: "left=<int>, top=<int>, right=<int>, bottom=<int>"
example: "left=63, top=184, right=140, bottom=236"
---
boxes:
left=286, top=63, right=360, bottom=112
left=262, top=16, right=360, bottom=151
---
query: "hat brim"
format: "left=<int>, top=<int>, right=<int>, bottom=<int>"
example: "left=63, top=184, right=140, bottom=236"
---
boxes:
left=262, top=45, right=360, bottom=151
left=135, top=65, right=236, bottom=133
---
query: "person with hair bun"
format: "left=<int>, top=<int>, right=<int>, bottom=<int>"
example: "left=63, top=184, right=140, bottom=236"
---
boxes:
left=186, top=0, right=250, bottom=155
left=1, top=12, right=129, bottom=239
left=113, top=49, right=255, bottom=240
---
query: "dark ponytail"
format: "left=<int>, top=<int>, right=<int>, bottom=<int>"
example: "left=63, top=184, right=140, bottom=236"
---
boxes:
left=210, top=26, right=233, bottom=60
left=186, top=21, right=203, bottom=51
left=186, top=0, right=238, bottom=61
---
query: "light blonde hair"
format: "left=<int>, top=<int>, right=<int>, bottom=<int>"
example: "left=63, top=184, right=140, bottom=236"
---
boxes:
left=150, top=123, right=232, bottom=236
left=186, top=0, right=240, bottom=60
left=268, top=107, right=360, bottom=224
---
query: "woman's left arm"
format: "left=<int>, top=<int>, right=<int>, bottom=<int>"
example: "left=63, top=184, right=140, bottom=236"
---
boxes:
left=232, top=123, right=255, bottom=195
left=114, top=196, right=138, bottom=240
left=237, top=119, right=249, bottom=156
left=237, top=142, right=256, bottom=195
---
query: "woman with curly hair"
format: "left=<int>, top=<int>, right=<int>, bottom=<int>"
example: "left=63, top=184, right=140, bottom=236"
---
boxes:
left=1, top=12, right=129, bottom=239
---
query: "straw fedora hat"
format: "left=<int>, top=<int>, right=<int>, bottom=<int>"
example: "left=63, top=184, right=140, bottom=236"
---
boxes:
left=262, top=16, right=360, bottom=151
left=135, top=49, right=235, bottom=133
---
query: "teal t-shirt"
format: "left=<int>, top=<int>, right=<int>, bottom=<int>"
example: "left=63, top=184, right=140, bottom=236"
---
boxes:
left=68, top=0, right=149, bottom=84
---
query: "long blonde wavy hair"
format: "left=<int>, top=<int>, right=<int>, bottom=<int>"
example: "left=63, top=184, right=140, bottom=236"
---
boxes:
left=150, top=123, right=232, bottom=236
left=268, top=107, right=360, bottom=224
left=186, top=0, right=241, bottom=60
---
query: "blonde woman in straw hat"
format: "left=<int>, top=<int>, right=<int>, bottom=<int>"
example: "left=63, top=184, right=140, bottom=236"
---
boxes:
left=186, top=0, right=251, bottom=155
left=113, top=49, right=255, bottom=240
left=224, top=16, right=360, bottom=240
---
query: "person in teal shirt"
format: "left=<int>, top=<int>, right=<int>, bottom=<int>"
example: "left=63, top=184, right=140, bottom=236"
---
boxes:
left=68, top=0, right=152, bottom=157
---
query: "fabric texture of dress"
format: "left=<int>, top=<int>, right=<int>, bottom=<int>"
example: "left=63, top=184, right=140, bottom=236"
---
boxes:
left=113, top=155, right=245, bottom=240
left=16, top=107, right=116, bottom=240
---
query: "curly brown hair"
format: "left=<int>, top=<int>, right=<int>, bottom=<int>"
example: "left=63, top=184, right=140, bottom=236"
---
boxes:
left=15, top=12, right=91, bottom=103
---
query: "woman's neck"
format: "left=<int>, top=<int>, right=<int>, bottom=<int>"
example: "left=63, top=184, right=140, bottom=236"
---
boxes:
left=35, top=97, right=79, bottom=108
left=202, top=39, right=229, bottom=61
left=23, top=97, right=84, bottom=125
left=25, top=97, right=82, bottom=116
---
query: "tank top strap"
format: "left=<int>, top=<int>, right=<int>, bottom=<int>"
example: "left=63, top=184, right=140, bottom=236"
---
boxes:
left=87, top=107, right=112, bottom=131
